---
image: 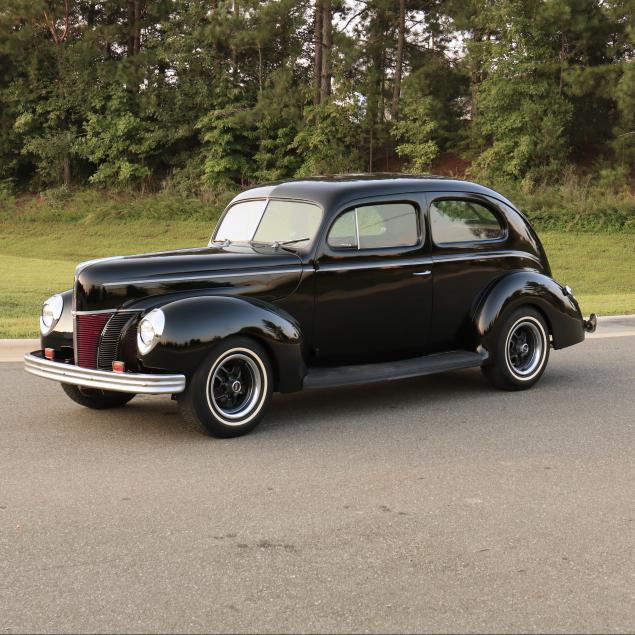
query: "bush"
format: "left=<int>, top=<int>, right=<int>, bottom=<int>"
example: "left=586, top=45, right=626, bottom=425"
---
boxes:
left=488, top=173, right=635, bottom=233
left=0, top=188, right=232, bottom=226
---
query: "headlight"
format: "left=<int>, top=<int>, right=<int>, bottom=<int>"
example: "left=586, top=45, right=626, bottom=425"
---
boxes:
left=40, top=294, right=64, bottom=335
left=137, top=309, right=165, bottom=355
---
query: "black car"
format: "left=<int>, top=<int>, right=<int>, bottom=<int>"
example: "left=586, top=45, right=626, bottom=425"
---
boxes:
left=25, top=175, right=596, bottom=437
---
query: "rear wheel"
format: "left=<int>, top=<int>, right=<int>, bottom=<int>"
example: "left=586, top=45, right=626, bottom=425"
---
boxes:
left=177, top=337, right=273, bottom=438
left=61, top=384, right=135, bottom=409
left=482, top=306, right=550, bottom=391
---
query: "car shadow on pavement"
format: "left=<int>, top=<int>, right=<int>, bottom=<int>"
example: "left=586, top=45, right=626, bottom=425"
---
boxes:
left=12, top=358, right=589, bottom=442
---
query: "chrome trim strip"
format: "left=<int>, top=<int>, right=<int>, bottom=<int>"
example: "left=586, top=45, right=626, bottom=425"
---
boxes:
left=413, top=270, right=432, bottom=276
left=24, top=353, right=186, bottom=395
left=72, top=309, right=140, bottom=316
left=433, top=250, right=542, bottom=265
left=318, top=258, right=432, bottom=272
left=318, top=251, right=540, bottom=273
left=101, top=267, right=304, bottom=288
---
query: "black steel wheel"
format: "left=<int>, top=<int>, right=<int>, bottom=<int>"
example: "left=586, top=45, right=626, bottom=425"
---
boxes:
left=482, top=306, right=550, bottom=391
left=177, top=336, right=273, bottom=438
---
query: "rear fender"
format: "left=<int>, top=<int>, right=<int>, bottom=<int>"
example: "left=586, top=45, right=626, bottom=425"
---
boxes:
left=473, top=271, right=585, bottom=352
left=140, top=295, right=305, bottom=392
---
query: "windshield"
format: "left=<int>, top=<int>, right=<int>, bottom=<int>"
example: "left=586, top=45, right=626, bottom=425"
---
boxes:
left=213, top=199, right=322, bottom=248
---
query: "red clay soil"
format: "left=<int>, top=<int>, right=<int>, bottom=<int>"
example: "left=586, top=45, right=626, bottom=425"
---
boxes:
left=429, top=153, right=471, bottom=177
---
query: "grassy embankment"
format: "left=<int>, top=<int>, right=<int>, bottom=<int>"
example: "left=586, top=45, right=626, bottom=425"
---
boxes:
left=1, top=185, right=633, bottom=338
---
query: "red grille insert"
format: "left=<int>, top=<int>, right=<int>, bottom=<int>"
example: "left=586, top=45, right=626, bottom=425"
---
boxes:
left=76, top=313, right=112, bottom=368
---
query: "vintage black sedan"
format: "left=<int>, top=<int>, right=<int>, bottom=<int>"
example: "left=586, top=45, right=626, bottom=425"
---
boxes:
left=25, top=175, right=596, bottom=437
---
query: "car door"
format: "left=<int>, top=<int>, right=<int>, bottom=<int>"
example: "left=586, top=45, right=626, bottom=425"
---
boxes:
left=313, top=194, right=432, bottom=363
left=426, top=191, right=514, bottom=352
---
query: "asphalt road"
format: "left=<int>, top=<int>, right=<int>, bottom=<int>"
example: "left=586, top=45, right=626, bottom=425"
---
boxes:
left=1, top=336, right=634, bottom=634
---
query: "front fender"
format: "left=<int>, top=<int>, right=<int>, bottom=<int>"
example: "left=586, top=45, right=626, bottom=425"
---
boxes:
left=140, top=295, right=305, bottom=392
left=474, top=271, right=585, bottom=352
left=41, top=289, right=73, bottom=351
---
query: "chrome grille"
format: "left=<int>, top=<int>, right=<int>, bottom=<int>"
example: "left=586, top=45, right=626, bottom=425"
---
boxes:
left=97, top=312, right=138, bottom=370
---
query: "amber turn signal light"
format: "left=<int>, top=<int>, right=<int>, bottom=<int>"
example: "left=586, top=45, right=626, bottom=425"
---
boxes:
left=112, top=361, right=125, bottom=373
left=44, top=348, right=55, bottom=360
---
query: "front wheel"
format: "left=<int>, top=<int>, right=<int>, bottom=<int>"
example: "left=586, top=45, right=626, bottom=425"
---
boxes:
left=481, top=307, right=550, bottom=391
left=61, top=384, right=135, bottom=409
left=177, top=337, right=273, bottom=438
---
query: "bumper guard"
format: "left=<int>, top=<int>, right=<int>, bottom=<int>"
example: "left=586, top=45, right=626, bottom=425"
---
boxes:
left=24, top=351, right=186, bottom=394
left=583, top=313, right=597, bottom=333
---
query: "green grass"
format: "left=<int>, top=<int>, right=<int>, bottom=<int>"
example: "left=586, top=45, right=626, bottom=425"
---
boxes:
left=0, top=220, right=214, bottom=338
left=1, top=217, right=633, bottom=337
left=540, top=233, right=635, bottom=317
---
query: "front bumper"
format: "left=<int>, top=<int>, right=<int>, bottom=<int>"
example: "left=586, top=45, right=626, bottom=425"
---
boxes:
left=24, top=351, right=186, bottom=395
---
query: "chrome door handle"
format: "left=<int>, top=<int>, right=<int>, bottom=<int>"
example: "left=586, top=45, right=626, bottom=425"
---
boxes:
left=412, top=270, right=431, bottom=276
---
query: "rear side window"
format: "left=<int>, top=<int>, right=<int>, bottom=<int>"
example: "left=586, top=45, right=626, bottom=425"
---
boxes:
left=430, top=199, right=503, bottom=244
left=327, top=203, right=419, bottom=250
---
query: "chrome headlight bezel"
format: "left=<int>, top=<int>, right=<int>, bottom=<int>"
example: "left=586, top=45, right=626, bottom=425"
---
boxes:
left=40, top=294, right=64, bottom=335
left=136, top=309, right=165, bottom=356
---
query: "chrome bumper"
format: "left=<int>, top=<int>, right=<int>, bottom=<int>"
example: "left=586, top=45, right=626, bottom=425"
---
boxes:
left=24, top=352, right=186, bottom=395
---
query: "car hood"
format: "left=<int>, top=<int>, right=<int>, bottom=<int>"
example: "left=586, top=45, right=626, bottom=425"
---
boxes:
left=74, top=244, right=304, bottom=312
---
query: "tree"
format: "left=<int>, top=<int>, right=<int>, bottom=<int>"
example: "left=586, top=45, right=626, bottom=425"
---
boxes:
left=391, top=0, right=406, bottom=119
left=391, top=93, right=438, bottom=171
left=293, top=100, right=365, bottom=176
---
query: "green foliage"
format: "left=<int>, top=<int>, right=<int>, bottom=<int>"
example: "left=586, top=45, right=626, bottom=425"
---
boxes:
left=250, top=70, right=305, bottom=181
left=293, top=100, right=365, bottom=176
left=0, top=188, right=229, bottom=224
left=197, top=105, right=254, bottom=188
left=0, top=0, right=632, bottom=194
left=391, top=94, right=439, bottom=172
left=80, top=89, right=152, bottom=185
left=488, top=172, right=635, bottom=233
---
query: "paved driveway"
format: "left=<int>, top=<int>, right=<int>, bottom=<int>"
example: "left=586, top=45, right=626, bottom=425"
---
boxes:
left=1, top=335, right=634, bottom=633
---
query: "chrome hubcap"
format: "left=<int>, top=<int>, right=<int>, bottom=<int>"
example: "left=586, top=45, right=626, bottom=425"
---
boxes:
left=505, top=319, right=545, bottom=378
left=208, top=352, right=263, bottom=422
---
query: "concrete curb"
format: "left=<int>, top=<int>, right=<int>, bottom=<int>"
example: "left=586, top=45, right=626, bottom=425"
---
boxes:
left=0, top=339, right=41, bottom=363
left=1, top=315, right=634, bottom=362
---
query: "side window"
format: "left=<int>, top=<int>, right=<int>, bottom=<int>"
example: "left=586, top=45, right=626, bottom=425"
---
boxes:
left=327, top=203, right=419, bottom=250
left=327, top=210, right=358, bottom=248
left=430, top=199, right=504, bottom=244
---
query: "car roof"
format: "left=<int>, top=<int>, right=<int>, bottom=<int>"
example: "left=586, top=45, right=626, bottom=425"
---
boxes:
left=231, top=174, right=518, bottom=212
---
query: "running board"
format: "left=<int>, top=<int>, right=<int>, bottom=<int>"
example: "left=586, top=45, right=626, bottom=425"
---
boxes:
left=303, top=350, right=487, bottom=390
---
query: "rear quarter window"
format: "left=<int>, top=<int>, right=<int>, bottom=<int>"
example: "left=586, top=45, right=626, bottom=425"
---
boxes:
left=431, top=199, right=504, bottom=244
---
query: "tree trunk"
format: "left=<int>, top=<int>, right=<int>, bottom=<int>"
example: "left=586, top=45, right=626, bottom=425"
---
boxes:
left=559, top=32, right=568, bottom=97
left=127, top=0, right=135, bottom=56
left=127, top=1, right=142, bottom=56
left=211, top=0, right=220, bottom=79
left=391, top=0, right=406, bottom=120
left=133, top=0, right=141, bottom=56
left=63, top=153, right=71, bottom=187
left=258, top=44, right=263, bottom=93
left=313, top=0, right=323, bottom=105
left=320, top=0, right=332, bottom=101
left=469, top=29, right=483, bottom=122
left=232, top=1, right=239, bottom=79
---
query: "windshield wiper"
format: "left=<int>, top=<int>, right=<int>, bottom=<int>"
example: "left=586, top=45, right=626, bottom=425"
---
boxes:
left=249, top=237, right=310, bottom=251
left=273, top=237, right=310, bottom=248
